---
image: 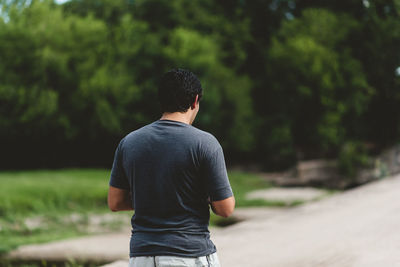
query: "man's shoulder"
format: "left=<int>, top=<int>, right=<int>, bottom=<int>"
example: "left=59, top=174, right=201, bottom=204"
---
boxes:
left=188, top=126, right=222, bottom=153
left=120, top=121, right=221, bottom=150
left=128, top=122, right=154, bottom=135
left=190, top=125, right=218, bottom=142
left=119, top=123, right=155, bottom=144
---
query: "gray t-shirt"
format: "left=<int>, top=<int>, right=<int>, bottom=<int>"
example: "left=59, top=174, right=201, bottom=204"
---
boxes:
left=109, top=119, right=233, bottom=257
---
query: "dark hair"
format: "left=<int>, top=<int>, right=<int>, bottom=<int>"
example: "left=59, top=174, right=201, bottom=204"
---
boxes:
left=158, top=68, right=203, bottom=113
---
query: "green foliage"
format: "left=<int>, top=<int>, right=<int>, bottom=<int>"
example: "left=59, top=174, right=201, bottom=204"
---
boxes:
left=164, top=27, right=255, bottom=151
left=0, top=0, right=114, bottom=139
left=267, top=9, right=374, bottom=156
left=0, top=0, right=399, bottom=170
left=356, top=0, right=400, bottom=143
left=337, top=141, right=370, bottom=178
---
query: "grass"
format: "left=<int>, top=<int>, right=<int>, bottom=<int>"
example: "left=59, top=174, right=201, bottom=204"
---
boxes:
left=0, top=169, right=114, bottom=255
left=0, top=169, right=275, bottom=255
left=0, top=169, right=109, bottom=217
left=228, top=170, right=286, bottom=207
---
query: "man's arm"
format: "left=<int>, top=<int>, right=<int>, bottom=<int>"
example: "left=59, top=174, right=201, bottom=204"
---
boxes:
left=210, top=196, right=235, bottom=218
left=108, top=185, right=134, bottom=212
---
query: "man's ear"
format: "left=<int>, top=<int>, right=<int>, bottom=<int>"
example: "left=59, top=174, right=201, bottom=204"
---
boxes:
left=191, top=95, right=199, bottom=110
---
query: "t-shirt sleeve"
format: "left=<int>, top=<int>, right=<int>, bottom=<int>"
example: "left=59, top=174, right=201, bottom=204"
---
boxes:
left=203, top=146, right=233, bottom=201
left=109, top=138, right=130, bottom=190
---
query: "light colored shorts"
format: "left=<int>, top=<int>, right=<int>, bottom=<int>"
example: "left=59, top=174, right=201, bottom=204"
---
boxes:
left=128, top=252, right=220, bottom=267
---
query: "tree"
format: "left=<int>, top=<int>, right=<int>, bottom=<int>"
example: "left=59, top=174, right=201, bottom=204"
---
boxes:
left=258, top=8, right=374, bottom=168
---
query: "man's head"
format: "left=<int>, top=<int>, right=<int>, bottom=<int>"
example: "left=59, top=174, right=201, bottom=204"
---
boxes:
left=158, top=68, right=202, bottom=114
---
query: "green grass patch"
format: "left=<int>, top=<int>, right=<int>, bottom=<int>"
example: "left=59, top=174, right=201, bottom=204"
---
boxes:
left=0, top=169, right=116, bottom=255
left=0, top=169, right=275, bottom=254
left=228, top=170, right=276, bottom=207
left=0, top=169, right=110, bottom=218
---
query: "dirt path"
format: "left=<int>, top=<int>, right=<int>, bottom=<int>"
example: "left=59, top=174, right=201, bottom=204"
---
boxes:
left=214, top=173, right=400, bottom=266
left=7, top=174, right=400, bottom=267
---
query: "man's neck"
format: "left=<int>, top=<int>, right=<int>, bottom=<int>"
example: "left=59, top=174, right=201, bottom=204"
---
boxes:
left=160, top=112, right=192, bottom=125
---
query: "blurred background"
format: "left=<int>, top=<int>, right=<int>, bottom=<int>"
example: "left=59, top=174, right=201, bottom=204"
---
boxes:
left=1, top=0, right=400, bottom=265
left=1, top=0, right=399, bottom=171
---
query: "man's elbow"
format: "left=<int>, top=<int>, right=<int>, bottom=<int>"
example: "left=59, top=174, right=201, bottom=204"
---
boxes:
left=212, top=196, right=235, bottom=218
left=108, top=196, right=125, bottom=212
left=219, top=203, right=235, bottom=218
left=109, top=206, right=119, bottom=212
left=108, top=200, right=119, bottom=212
left=108, top=197, right=133, bottom=212
left=217, top=208, right=234, bottom=218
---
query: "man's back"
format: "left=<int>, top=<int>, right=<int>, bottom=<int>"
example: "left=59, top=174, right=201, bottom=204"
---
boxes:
left=110, top=119, right=233, bottom=257
left=108, top=68, right=234, bottom=266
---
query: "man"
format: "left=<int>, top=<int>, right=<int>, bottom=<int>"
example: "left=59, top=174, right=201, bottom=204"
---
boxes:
left=108, top=68, right=235, bottom=267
